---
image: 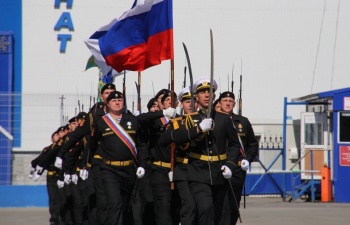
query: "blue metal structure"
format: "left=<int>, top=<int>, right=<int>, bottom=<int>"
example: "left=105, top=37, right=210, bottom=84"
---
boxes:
left=291, top=87, right=350, bottom=203
left=0, top=32, right=14, bottom=185
left=0, top=0, right=22, bottom=148
left=0, top=0, right=22, bottom=185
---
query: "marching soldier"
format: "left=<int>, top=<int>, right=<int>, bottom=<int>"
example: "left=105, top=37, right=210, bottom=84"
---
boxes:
left=173, top=86, right=198, bottom=225
left=137, top=89, right=180, bottom=225
left=131, top=97, right=161, bottom=225
left=159, top=77, right=241, bottom=225
left=56, top=83, right=116, bottom=225
left=135, top=92, right=178, bottom=225
left=30, top=130, right=61, bottom=225
left=90, top=90, right=148, bottom=225
left=218, top=91, right=259, bottom=224
left=154, top=89, right=169, bottom=110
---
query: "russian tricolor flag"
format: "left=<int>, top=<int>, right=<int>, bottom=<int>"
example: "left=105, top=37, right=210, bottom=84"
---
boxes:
left=85, top=0, right=173, bottom=74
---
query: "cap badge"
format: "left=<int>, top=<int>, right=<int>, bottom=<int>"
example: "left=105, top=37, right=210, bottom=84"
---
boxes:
left=227, top=93, right=230, bottom=97
left=108, top=85, right=111, bottom=89
left=202, top=81, right=208, bottom=86
left=127, top=121, right=132, bottom=129
left=115, top=93, right=119, bottom=98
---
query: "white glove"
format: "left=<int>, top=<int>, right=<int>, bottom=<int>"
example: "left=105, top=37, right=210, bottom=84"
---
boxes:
left=29, top=165, right=36, bottom=179
left=221, top=165, right=232, bottom=179
left=35, top=165, right=43, bottom=174
left=199, top=118, right=213, bottom=132
left=136, top=167, right=145, bottom=179
left=54, top=157, right=62, bottom=169
left=133, top=110, right=140, bottom=116
left=57, top=180, right=64, bottom=188
left=33, top=171, right=41, bottom=181
left=163, top=107, right=176, bottom=118
left=79, top=169, right=89, bottom=180
left=64, top=173, right=71, bottom=184
left=168, top=171, right=173, bottom=182
left=71, top=174, right=78, bottom=185
left=241, top=159, right=249, bottom=171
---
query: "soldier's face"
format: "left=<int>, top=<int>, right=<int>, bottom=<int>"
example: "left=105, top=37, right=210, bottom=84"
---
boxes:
left=58, top=131, right=65, bottom=138
left=69, top=121, right=78, bottom=132
left=182, top=99, right=192, bottom=114
left=220, top=97, right=235, bottom=114
left=215, top=101, right=221, bottom=112
left=157, top=94, right=164, bottom=110
left=149, top=102, right=159, bottom=112
left=107, top=98, right=124, bottom=113
left=162, top=96, right=172, bottom=109
left=196, top=89, right=215, bottom=109
left=52, top=133, right=60, bottom=143
left=101, top=89, right=115, bottom=103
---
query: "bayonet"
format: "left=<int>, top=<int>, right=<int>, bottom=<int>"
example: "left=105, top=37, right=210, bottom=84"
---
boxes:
left=231, top=62, right=234, bottom=92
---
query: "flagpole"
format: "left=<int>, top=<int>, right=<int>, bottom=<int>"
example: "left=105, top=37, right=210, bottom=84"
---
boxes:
left=137, top=71, right=141, bottom=113
left=123, top=71, right=127, bottom=113
left=170, top=59, right=175, bottom=190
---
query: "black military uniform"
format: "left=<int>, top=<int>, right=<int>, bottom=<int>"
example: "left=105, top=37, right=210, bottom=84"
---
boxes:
left=31, top=139, right=60, bottom=225
left=37, top=129, right=74, bottom=225
left=131, top=98, right=161, bottom=225
left=58, top=83, right=116, bottom=225
left=90, top=91, right=148, bottom=225
left=218, top=91, right=259, bottom=225
left=137, top=90, right=181, bottom=225
left=60, top=117, right=87, bottom=225
left=159, top=78, right=241, bottom=225
left=173, top=86, right=197, bottom=225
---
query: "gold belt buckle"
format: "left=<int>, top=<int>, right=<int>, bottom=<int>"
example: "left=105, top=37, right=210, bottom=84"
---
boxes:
left=208, top=156, right=213, bottom=162
left=120, top=161, right=124, bottom=166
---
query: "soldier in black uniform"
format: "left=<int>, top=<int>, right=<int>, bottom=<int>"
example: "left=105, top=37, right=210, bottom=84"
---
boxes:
left=154, top=88, right=169, bottom=110
left=131, top=97, right=160, bottom=225
left=135, top=94, right=176, bottom=224
left=136, top=89, right=180, bottom=225
left=159, top=77, right=241, bottom=225
left=60, top=116, right=85, bottom=225
left=56, top=83, right=116, bottom=225
left=218, top=91, right=259, bottom=224
left=172, top=86, right=197, bottom=225
left=30, top=130, right=61, bottom=225
left=90, top=91, right=148, bottom=225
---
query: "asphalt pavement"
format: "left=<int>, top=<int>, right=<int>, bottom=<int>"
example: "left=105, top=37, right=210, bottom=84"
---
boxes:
left=0, top=196, right=349, bottom=225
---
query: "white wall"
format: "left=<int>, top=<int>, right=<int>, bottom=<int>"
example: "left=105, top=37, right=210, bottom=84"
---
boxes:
left=19, top=0, right=350, bottom=149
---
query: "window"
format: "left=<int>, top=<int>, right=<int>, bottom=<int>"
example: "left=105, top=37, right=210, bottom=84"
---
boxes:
left=339, top=112, right=350, bottom=143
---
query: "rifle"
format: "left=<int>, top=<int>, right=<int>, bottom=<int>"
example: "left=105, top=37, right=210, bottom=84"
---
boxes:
left=152, top=81, right=155, bottom=96
left=238, top=63, right=242, bottom=116
left=238, top=59, right=246, bottom=210
left=78, top=100, right=81, bottom=113
left=135, top=81, right=141, bottom=113
left=231, top=62, right=234, bottom=93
